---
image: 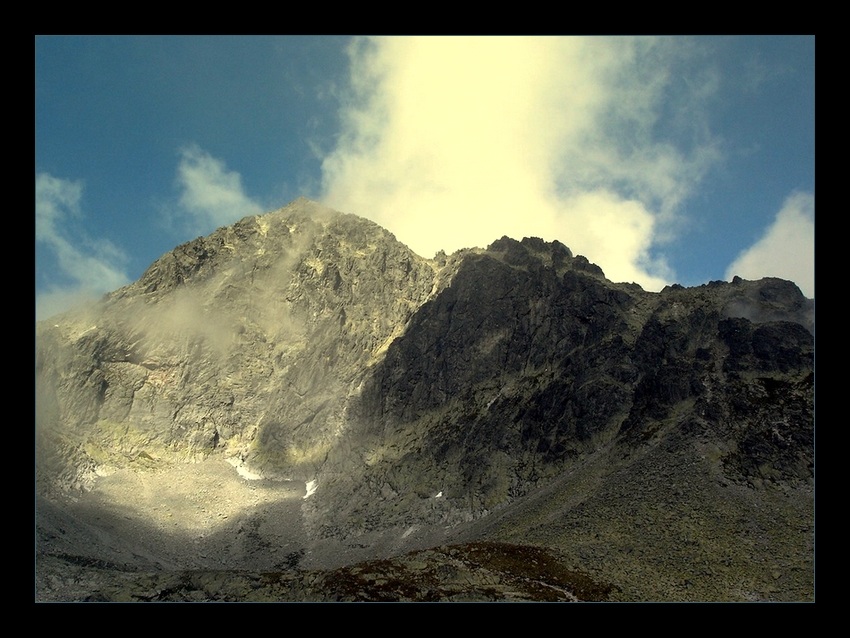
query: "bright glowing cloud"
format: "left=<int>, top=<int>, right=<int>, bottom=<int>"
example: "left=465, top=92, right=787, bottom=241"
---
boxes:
left=174, top=144, right=264, bottom=235
left=320, top=36, right=721, bottom=289
left=725, top=191, right=814, bottom=298
left=36, top=173, right=130, bottom=320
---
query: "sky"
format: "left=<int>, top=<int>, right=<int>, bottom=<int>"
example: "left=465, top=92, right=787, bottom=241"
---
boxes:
left=35, top=36, right=815, bottom=321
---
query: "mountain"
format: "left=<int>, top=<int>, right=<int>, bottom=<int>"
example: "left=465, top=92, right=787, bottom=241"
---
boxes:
left=35, top=198, right=814, bottom=602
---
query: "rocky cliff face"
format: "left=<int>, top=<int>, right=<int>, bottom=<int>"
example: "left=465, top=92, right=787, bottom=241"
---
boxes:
left=35, top=198, right=814, bottom=601
left=36, top=198, right=438, bottom=494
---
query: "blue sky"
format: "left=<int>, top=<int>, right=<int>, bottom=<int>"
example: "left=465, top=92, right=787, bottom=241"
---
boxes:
left=35, top=36, right=814, bottom=320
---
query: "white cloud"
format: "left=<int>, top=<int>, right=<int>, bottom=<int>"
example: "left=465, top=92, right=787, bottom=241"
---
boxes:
left=319, top=36, right=720, bottom=290
left=37, top=146, right=268, bottom=321
left=36, top=172, right=82, bottom=241
left=173, top=144, right=264, bottom=235
left=725, top=191, right=814, bottom=298
left=36, top=173, right=130, bottom=321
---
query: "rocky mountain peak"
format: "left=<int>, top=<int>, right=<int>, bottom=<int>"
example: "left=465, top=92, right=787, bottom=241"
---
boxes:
left=36, top=198, right=814, bottom=602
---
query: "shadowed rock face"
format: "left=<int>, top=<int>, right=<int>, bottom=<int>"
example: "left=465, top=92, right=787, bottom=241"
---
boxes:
left=35, top=198, right=814, bottom=602
left=308, top=238, right=813, bottom=541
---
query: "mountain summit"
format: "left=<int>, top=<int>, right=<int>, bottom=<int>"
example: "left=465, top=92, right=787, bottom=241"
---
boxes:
left=35, top=198, right=814, bottom=601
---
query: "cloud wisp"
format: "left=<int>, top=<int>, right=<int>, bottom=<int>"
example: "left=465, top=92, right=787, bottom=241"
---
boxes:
left=170, top=144, right=264, bottom=237
left=725, top=192, right=814, bottom=298
left=36, top=173, right=130, bottom=321
left=319, top=36, right=723, bottom=290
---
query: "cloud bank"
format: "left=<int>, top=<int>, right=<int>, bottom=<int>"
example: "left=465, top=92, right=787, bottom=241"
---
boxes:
left=319, top=36, right=722, bottom=290
left=36, top=173, right=130, bottom=320
left=725, top=192, right=814, bottom=298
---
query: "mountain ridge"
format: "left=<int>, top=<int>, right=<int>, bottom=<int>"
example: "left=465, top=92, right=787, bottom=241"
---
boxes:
left=35, top=197, right=814, bottom=601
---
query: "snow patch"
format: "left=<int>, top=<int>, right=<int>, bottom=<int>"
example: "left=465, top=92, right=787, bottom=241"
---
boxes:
left=226, top=457, right=262, bottom=481
left=402, top=524, right=420, bottom=539
left=304, top=479, right=317, bottom=500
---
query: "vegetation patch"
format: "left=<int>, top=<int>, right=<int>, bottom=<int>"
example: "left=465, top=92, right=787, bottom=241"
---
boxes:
left=315, top=541, right=612, bottom=602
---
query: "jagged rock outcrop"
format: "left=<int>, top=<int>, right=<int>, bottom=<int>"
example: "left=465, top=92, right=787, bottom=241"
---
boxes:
left=305, top=236, right=813, bottom=541
left=35, top=198, right=814, bottom=601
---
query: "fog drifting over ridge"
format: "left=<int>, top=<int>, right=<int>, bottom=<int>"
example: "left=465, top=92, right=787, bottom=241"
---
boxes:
left=319, top=36, right=813, bottom=297
left=35, top=36, right=814, bottom=323
left=319, top=36, right=717, bottom=291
